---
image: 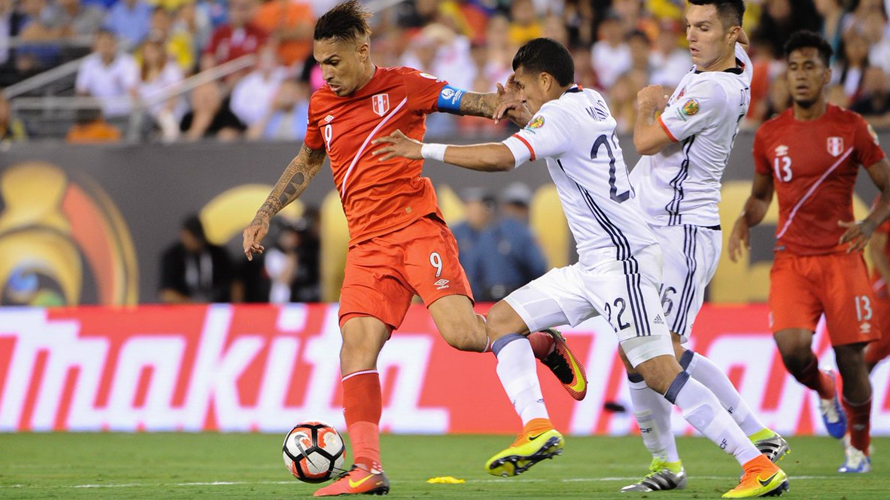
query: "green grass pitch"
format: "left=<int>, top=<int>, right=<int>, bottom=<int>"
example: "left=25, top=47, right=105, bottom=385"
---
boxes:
left=0, top=433, right=886, bottom=499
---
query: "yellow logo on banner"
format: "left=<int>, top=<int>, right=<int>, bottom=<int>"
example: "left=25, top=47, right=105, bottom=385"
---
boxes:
left=0, top=162, right=138, bottom=305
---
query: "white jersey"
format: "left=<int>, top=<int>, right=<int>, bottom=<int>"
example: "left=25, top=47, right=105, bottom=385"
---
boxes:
left=503, top=86, right=658, bottom=272
left=631, top=43, right=752, bottom=227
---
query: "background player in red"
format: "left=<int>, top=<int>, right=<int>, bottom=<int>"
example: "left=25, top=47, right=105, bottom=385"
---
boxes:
left=866, top=199, right=890, bottom=373
left=240, top=2, right=587, bottom=496
left=729, top=30, right=890, bottom=474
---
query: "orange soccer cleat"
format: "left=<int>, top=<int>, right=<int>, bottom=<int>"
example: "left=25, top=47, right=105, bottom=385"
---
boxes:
left=313, top=464, right=390, bottom=497
left=528, top=328, right=588, bottom=400
left=722, top=454, right=789, bottom=498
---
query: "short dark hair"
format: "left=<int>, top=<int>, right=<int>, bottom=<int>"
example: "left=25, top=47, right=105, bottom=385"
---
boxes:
left=784, top=30, right=833, bottom=66
left=688, top=0, right=745, bottom=28
left=512, top=38, right=574, bottom=87
left=182, top=214, right=206, bottom=243
left=314, top=0, right=372, bottom=43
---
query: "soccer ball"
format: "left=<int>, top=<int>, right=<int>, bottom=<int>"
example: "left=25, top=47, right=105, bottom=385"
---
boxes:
left=282, top=421, right=347, bottom=483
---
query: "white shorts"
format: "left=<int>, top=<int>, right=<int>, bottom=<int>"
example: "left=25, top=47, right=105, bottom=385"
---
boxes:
left=652, top=224, right=722, bottom=342
left=504, top=244, right=673, bottom=367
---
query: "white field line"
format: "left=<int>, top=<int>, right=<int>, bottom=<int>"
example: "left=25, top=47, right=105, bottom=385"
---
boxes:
left=0, top=476, right=836, bottom=489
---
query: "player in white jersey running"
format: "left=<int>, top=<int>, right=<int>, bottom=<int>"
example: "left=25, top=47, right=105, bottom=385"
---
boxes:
left=374, top=37, right=788, bottom=498
left=624, top=0, right=789, bottom=493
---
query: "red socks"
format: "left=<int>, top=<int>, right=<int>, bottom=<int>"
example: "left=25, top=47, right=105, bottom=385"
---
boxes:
left=796, top=358, right=835, bottom=400
left=842, top=396, right=872, bottom=455
left=343, top=370, right=382, bottom=469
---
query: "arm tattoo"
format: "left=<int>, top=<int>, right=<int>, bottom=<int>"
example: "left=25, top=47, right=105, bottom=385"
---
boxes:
left=251, top=144, right=326, bottom=226
left=458, top=92, right=497, bottom=119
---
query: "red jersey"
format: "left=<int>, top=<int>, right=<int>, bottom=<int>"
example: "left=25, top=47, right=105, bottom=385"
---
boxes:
left=753, top=104, right=885, bottom=255
left=304, top=66, right=448, bottom=245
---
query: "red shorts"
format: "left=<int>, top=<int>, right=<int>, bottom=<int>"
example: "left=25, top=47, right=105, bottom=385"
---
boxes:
left=768, top=251, right=881, bottom=346
left=338, top=215, right=473, bottom=330
left=866, top=294, right=890, bottom=365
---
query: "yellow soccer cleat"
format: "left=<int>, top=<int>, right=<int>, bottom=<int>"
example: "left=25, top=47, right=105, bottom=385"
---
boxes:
left=749, top=428, right=791, bottom=464
left=485, top=425, right=564, bottom=477
left=722, top=455, right=789, bottom=498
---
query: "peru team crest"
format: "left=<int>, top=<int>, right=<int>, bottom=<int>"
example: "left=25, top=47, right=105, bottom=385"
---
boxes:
left=371, top=93, right=390, bottom=117
left=827, top=137, right=844, bottom=157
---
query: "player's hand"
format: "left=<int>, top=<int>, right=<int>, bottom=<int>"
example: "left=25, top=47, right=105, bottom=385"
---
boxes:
left=839, top=219, right=876, bottom=253
left=242, top=216, right=269, bottom=261
left=728, top=217, right=750, bottom=263
left=494, top=99, right=531, bottom=126
left=372, top=130, right=423, bottom=161
left=637, top=85, right=669, bottom=113
left=493, top=74, right=532, bottom=126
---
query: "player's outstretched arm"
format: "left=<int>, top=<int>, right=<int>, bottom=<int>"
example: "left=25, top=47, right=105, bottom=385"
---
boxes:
left=454, top=77, right=531, bottom=126
left=633, top=85, right=673, bottom=155
left=457, top=91, right=500, bottom=119
left=242, top=144, right=327, bottom=261
left=839, top=158, right=890, bottom=252
left=728, top=172, right=774, bottom=263
left=373, top=130, right=516, bottom=172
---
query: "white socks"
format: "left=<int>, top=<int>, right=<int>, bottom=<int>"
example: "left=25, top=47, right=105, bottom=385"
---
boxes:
left=628, top=373, right=680, bottom=462
left=492, top=333, right=549, bottom=425
left=683, top=351, right=766, bottom=436
left=666, top=372, right=762, bottom=465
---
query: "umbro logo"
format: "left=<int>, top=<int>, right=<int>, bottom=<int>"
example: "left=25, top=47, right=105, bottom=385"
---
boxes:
left=861, top=322, right=872, bottom=334
left=653, top=315, right=664, bottom=325
left=434, top=279, right=450, bottom=290
left=775, top=145, right=789, bottom=156
left=324, top=115, right=334, bottom=123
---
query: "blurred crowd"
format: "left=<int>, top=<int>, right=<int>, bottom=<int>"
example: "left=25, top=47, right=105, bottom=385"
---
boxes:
left=1, top=0, right=890, bottom=144
left=157, top=181, right=549, bottom=304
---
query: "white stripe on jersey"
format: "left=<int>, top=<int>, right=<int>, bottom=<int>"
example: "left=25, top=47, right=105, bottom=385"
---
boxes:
left=631, top=43, right=752, bottom=227
left=503, top=87, right=658, bottom=272
left=339, top=97, right=408, bottom=197
left=775, top=148, right=853, bottom=239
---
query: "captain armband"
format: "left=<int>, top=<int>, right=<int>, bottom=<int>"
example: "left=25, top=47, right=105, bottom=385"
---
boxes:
left=436, top=85, right=466, bottom=115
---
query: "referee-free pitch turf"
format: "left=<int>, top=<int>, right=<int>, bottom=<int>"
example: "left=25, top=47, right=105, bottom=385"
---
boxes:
left=0, top=433, right=886, bottom=499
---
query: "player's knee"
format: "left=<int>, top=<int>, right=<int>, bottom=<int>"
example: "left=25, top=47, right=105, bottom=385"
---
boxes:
left=486, top=302, right=527, bottom=337
left=634, top=356, right=680, bottom=395
left=339, top=333, right=385, bottom=368
left=779, top=351, right=811, bottom=378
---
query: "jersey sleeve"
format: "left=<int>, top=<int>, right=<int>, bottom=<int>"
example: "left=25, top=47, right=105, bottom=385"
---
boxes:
left=303, top=95, right=324, bottom=151
left=502, top=105, right=572, bottom=168
left=402, top=69, right=448, bottom=115
left=853, top=114, right=887, bottom=168
left=659, top=81, right=730, bottom=142
left=752, top=125, right=770, bottom=176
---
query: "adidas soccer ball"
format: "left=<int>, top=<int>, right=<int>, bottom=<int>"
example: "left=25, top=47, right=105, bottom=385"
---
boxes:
left=282, top=421, right=347, bottom=483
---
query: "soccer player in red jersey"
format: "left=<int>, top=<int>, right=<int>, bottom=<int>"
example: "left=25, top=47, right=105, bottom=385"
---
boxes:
left=241, top=2, right=587, bottom=495
left=729, top=30, right=890, bottom=474
left=865, top=204, right=890, bottom=373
